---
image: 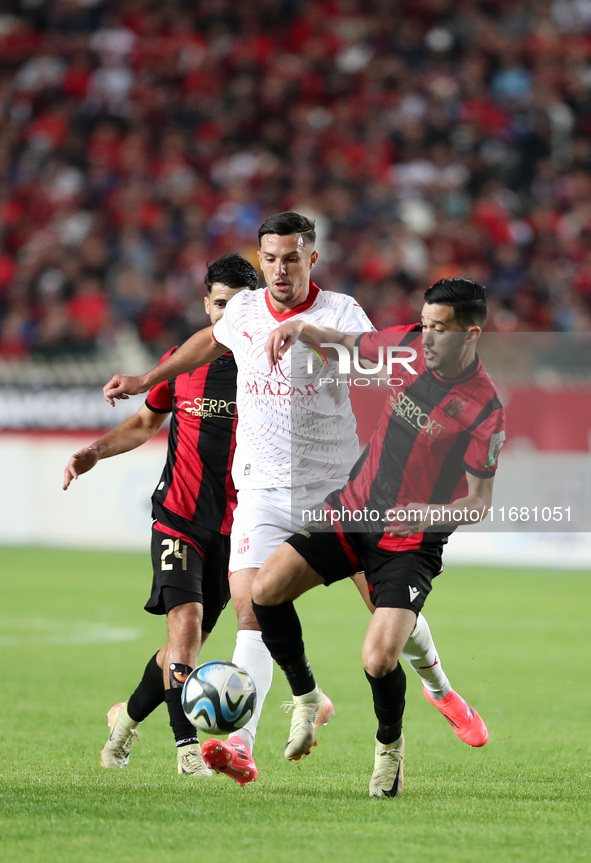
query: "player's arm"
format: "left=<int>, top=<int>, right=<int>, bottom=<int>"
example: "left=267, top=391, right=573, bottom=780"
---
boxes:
left=62, top=404, right=168, bottom=489
left=103, top=326, right=227, bottom=405
left=265, top=320, right=359, bottom=369
left=265, top=320, right=411, bottom=374
left=384, top=473, right=495, bottom=536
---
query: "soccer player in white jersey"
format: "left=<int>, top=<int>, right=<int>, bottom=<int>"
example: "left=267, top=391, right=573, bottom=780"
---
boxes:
left=103, top=211, right=488, bottom=784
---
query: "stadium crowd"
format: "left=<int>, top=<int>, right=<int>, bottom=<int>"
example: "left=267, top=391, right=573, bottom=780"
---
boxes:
left=1, top=0, right=591, bottom=361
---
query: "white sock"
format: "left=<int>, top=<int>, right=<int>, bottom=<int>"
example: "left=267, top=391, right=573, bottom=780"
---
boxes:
left=229, top=629, right=273, bottom=752
left=401, top=613, right=451, bottom=700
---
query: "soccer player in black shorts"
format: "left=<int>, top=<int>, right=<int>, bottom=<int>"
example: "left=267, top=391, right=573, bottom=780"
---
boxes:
left=100, top=214, right=492, bottom=783
left=63, top=254, right=259, bottom=778
left=252, top=278, right=505, bottom=798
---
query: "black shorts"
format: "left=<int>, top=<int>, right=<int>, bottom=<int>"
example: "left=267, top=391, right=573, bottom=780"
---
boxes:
left=286, top=515, right=443, bottom=613
left=145, top=521, right=231, bottom=633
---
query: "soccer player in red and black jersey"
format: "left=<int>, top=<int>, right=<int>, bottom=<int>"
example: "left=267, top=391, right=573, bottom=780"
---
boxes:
left=62, top=254, right=259, bottom=779
left=252, top=278, right=505, bottom=798
left=101, top=215, right=491, bottom=784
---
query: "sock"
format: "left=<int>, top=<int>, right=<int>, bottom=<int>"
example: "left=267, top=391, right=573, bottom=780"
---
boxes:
left=229, top=630, right=273, bottom=751
left=252, top=600, right=316, bottom=697
left=401, top=613, right=451, bottom=700
left=365, top=664, right=406, bottom=745
left=127, top=653, right=165, bottom=723
left=164, top=688, right=199, bottom=747
left=281, top=657, right=315, bottom=697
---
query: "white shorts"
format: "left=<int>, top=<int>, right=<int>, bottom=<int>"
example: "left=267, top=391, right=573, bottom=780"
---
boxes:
left=228, top=480, right=347, bottom=573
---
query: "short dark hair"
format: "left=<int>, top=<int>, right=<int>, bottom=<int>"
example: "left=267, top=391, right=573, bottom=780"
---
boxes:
left=258, top=211, right=316, bottom=249
left=205, top=254, right=259, bottom=293
left=424, top=278, right=488, bottom=329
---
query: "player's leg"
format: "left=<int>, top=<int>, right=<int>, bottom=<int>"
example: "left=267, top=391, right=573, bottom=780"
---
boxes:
left=100, top=677, right=153, bottom=769
left=102, top=614, right=210, bottom=773
left=408, top=612, right=488, bottom=746
left=227, top=491, right=282, bottom=754
left=149, top=527, right=212, bottom=775
left=252, top=537, right=351, bottom=761
left=352, top=572, right=451, bottom=695
left=230, top=484, right=344, bottom=751
left=101, top=528, right=208, bottom=772
left=201, top=565, right=266, bottom=785
left=363, top=546, right=452, bottom=796
left=100, top=605, right=167, bottom=767
left=400, top=600, right=488, bottom=744
left=227, top=566, right=273, bottom=753
left=201, top=490, right=284, bottom=782
left=228, top=483, right=338, bottom=752
left=103, top=617, right=214, bottom=772
left=252, top=515, right=363, bottom=761
left=362, top=606, right=416, bottom=798
left=401, top=612, right=451, bottom=697
left=156, top=591, right=212, bottom=777
left=353, top=570, right=488, bottom=746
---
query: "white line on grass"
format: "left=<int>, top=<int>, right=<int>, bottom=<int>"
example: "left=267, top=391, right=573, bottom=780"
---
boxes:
left=0, top=617, right=140, bottom=646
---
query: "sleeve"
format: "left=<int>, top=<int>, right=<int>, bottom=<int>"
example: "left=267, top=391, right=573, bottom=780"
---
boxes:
left=335, top=297, right=376, bottom=333
left=144, top=347, right=175, bottom=413
left=464, top=403, right=506, bottom=478
left=356, top=325, right=421, bottom=364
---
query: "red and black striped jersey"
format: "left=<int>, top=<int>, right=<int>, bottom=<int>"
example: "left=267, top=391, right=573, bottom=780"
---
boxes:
left=146, top=347, right=237, bottom=536
left=327, top=325, right=505, bottom=552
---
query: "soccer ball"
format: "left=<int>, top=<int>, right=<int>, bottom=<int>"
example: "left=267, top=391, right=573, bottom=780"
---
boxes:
left=181, top=660, right=257, bottom=736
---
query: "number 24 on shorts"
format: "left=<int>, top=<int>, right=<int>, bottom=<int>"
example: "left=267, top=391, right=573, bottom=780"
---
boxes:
left=160, top=538, right=188, bottom=571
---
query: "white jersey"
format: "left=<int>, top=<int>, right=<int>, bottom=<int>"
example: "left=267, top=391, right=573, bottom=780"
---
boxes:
left=212, top=283, right=373, bottom=489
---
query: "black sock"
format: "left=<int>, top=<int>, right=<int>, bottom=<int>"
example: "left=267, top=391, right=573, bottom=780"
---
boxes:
left=127, top=653, right=165, bottom=723
left=365, top=664, right=406, bottom=744
left=252, top=600, right=315, bottom=696
left=164, top=688, right=199, bottom=747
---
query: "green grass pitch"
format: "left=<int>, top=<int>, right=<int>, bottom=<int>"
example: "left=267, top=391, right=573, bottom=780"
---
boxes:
left=0, top=546, right=589, bottom=863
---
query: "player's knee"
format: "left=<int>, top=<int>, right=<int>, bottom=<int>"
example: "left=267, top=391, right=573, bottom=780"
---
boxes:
left=168, top=602, right=202, bottom=645
left=362, top=647, right=397, bottom=679
left=250, top=570, right=266, bottom=604
left=251, top=565, right=282, bottom=606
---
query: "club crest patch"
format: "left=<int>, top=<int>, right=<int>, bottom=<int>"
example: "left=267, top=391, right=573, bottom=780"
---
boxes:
left=444, top=398, right=466, bottom=418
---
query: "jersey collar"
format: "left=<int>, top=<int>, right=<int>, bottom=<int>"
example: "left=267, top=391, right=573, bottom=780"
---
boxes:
left=265, top=281, right=320, bottom=321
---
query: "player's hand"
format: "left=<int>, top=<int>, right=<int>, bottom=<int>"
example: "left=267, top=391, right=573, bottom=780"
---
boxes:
left=265, top=320, right=306, bottom=370
left=383, top=503, right=432, bottom=537
left=103, top=374, right=145, bottom=406
left=62, top=446, right=99, bottom=490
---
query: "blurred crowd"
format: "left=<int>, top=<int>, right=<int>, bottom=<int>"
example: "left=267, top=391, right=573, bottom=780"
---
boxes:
left=2, top=0, right=591, bottom=362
